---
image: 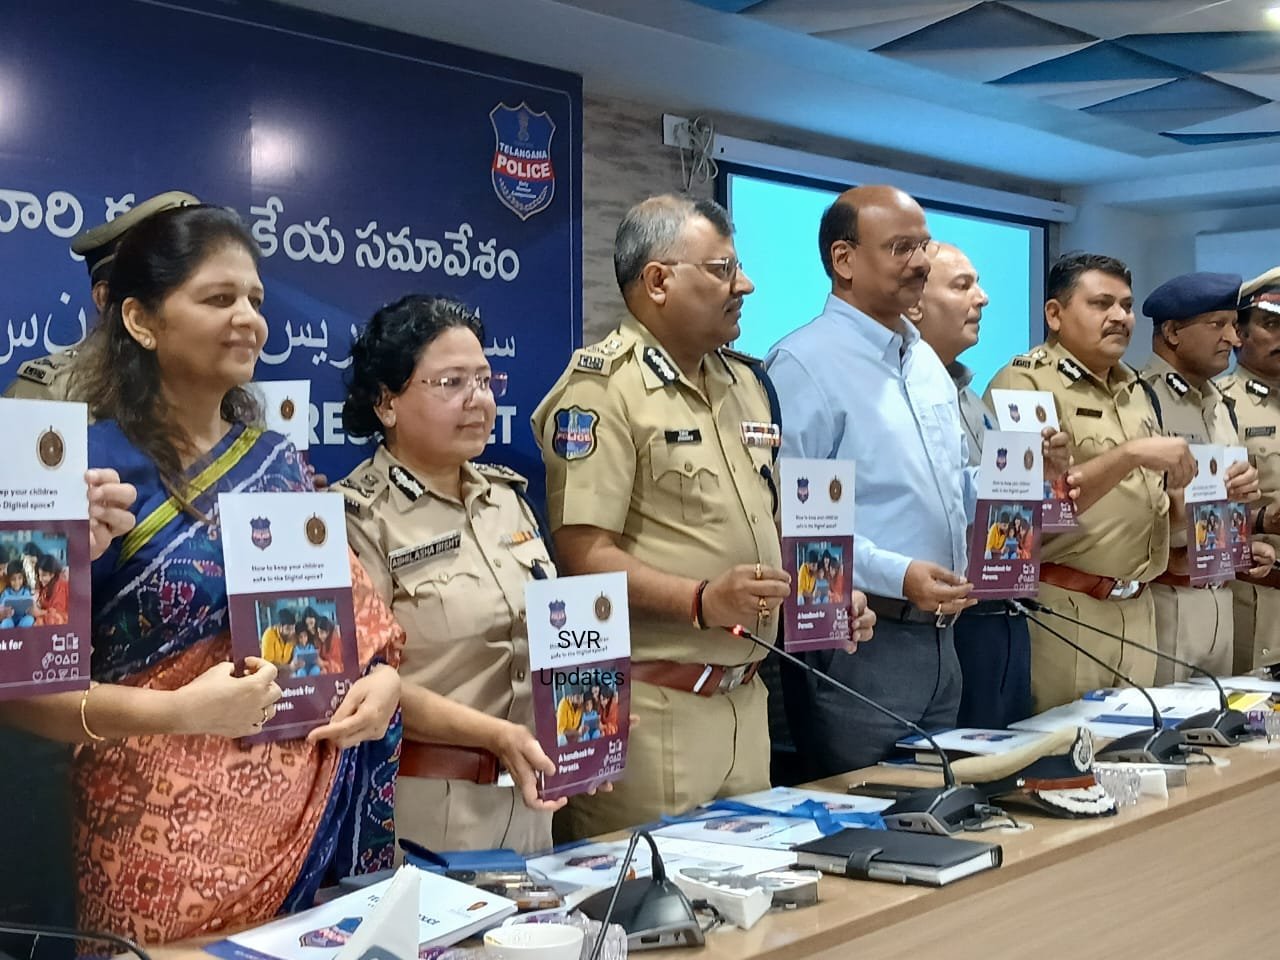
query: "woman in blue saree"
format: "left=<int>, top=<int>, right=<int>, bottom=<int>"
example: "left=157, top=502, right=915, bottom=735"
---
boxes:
left=1, top=205, right=404, bottom=946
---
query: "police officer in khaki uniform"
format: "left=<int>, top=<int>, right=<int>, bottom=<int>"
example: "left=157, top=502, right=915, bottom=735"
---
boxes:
left=3, top=190, right=199, bottom=401
left=987, top=253, right=1195, bottom=711
left=340, top=294, right=559, bottom=854
left=533, top=195, right=875, bottom=839
left=1221, top=266, right=1280, bottom=672
left=1138, top=272, right=1267, bottom=682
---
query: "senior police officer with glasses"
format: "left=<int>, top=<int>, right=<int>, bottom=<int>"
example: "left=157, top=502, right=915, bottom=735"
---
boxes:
left=765, top=185, right=979, bottom=776
left=1221, top=267, right=1280, bottom=672
left=533, top=194, right=875, bottom=839
left=340, top=294, right=563, bottom=854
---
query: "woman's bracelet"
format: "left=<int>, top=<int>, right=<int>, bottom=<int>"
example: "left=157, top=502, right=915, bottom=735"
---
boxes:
left=80, top=682, right=106, bottom=742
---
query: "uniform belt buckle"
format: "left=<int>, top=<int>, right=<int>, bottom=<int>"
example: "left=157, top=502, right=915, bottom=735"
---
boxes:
left=718, top=664, right=749, bottom=693
left=1109, top=579, right=1141, bottom=600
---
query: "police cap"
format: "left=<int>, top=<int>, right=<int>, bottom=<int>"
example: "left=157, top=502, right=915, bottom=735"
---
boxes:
left=70, top=190, right=200, bottom=282
left=1142, top=271, right=1242, bottom=323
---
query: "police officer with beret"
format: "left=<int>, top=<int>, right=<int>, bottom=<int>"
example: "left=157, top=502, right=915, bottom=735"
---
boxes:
left=1221, top=266, right=1280, bottom=671
left=987, top=253, right=1195, bottom=711
left=533, top=194, right=875, bottom=839
left=1138, top=272, right=1270, bottom=682
left=3, top=190, right=199, bottom=401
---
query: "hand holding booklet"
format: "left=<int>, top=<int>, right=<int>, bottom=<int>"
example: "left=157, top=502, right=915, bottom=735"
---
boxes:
left=526, top=571, right=631, bottom=800
left=219, top=491, right=361, bottom=740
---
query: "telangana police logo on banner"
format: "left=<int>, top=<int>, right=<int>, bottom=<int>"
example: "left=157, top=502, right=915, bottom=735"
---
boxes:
left=490, top=102, right=556, bottom=220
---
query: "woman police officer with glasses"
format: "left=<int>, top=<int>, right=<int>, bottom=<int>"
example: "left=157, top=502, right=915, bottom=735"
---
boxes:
left=339, top=294, right=564, bottom=853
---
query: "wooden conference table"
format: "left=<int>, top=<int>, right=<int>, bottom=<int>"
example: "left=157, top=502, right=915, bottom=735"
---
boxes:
left=155, top=743, right=1280, bottom=960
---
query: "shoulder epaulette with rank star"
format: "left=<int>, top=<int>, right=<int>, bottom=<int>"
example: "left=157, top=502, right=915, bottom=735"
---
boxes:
left=15, top=351, right=76, bottom=385
left=1009, top=348, right=1049, bottom=370
left=474, top=461, right=529, bottom=490
left=335, top=466, right=387, bottom=517
left=719, top=346, right=763, bottom=367
left=1248, top=379, right=1271, bottom=399
left=570, top=333, right=631, bottom=377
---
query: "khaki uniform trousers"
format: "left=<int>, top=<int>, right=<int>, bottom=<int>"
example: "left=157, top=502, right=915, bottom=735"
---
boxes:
left=554, top=676, right=770, bottom=843
left=1150, top=583, right=1233, bottom=684
left=1230, top=580, right=1280, bottom=673
left=395, top=778, right=552, bottom=856
left=1029, top=584, right=1158, bottom=712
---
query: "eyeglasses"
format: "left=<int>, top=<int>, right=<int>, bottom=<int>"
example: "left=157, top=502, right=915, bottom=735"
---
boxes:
left=656, top=257, right=744, bottom=282
left=885, top=238, right=939, bottom=260
left=834, top=238, right=939, bottom=260
left=416, top=371, right=508, bottom=402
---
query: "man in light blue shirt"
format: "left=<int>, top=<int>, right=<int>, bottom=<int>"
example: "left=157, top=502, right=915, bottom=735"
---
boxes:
left=766, top=185, right=976, bottom=775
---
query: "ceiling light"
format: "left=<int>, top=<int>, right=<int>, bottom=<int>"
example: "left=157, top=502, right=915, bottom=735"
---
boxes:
left=1267, top=5, right=1280, bottom=26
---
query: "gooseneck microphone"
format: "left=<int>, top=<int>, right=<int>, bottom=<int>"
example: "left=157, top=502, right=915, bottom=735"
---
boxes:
left=1007, top=602, right=1187, bottom=763
left=0, top=921, right=151, bottom=960
left=1016, top=598, right=1249, bottom=746
left=727, top=624, right=985, bottom=835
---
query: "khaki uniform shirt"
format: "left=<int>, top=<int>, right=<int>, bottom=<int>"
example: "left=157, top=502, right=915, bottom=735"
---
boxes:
left=949, top=361, right=993, bottom=467
left=339, top=445, right=555, bottom=729
left=531, top=313, right=782, bottom=666
left=1220, top=366, right=1280, bottom=551
left=2, top=351, right=81, bottom=401
left=1140, top=354, right=1239, bottom=550
left=986, top=340, right=1169, bottom=581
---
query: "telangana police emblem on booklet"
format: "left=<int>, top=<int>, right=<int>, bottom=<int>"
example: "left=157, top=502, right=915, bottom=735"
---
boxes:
left=250, top=379, right=311, bottom=451
left=0, top=400, right=90, bottom=700
left=526, top=571, right=630, bottom=801
left=965, top=430, right=1043, bottom=599
left=490, top=101, right=556, bottom=220
left=780, top=457, right=856, bottom=653
left=1225, top=446, right=1255, bottom=572
left=220, top=491, right=360, bottom=741
left=1185, top=444, right=1235, bottom=587
left=990, top=387, right=1078, bottom=532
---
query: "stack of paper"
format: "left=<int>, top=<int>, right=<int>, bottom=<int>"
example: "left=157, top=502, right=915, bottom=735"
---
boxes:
left=205, top=867, right=515, bottom=960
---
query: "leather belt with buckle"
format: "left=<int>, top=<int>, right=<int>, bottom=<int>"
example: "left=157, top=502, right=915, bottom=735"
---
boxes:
left=399, top=740, right=503, bottom=785
left=864, top=594, right=958, bottom=628
left=631, top=659, right=761, bottom=697
left=1153, top=571, right=1225, bottom=590
left=1040, top=563, right=1146, bottom=601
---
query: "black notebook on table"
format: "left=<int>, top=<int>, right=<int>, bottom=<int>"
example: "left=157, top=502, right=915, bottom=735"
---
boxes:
left=792, top=828, right=1002, bottom=886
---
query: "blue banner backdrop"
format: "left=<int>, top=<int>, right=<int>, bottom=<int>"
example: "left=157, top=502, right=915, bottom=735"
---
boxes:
left=0, top=0, right=582, bottom=490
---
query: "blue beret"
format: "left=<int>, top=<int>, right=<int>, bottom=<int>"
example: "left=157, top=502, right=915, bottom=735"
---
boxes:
left=1143, top=272, right=1242, bottom=323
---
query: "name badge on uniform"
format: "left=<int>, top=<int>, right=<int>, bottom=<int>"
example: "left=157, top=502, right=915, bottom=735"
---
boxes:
left=1075, top=408, right=1103, bottom=418
left=741, top=421, right=781, bottom=448
left=665, top=428, right=702, bottom=444
left=1246, top=425, right=1276, bottom=438
left=1248, top=380, right=1271, bottom=399
left=388, top=531, right=462, bottom=572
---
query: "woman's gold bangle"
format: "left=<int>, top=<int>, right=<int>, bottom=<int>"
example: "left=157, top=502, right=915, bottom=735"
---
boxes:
left=80, top=682, right=106, bottom=742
